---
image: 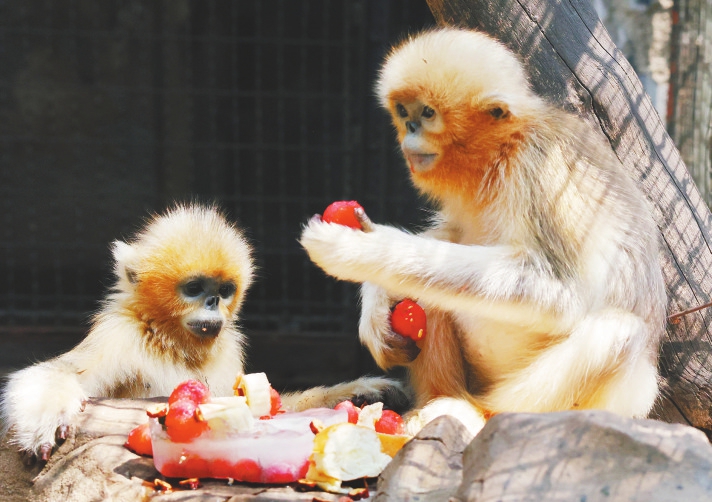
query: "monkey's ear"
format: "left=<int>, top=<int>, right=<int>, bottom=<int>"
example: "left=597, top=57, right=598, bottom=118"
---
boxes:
left=487, top=102, right=511, bottom=120
left=112, top=240, right=139, bottom=286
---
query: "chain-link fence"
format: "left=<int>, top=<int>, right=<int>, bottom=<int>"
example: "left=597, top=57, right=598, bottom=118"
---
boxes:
left=0, top=1, right=434, bottom=337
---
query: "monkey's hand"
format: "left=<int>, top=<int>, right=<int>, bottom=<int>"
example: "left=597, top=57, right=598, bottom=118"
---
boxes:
left=360, top=282, right=420, bottom=369
left=1, top=361, right=88, bottom=462
left=299, top=213, right=409, bottom=284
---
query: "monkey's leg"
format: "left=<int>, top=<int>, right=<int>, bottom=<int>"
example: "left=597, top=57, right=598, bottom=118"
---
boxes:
left=279, top=375, right=410, bottom=413
left=483, top=310, right=657, bottom=417
left=404, top=396, right=487, bottom=436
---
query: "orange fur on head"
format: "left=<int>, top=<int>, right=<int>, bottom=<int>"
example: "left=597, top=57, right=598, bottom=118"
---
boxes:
left=114, top=204, right=253, bottom=359
left=3, top=203, right=406, bottom=458
left=377, top=29, right=540, bottom=210
left=296, top=27, right=665, bottom=436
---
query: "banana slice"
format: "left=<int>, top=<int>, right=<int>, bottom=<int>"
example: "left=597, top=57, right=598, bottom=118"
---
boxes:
left=234, top=372, right=272, bottom=417
left=197, top=396, right=254, bottom=435
left=356, top=402, right=383, bottom=429
left=306, top=422, right=393, bottom=492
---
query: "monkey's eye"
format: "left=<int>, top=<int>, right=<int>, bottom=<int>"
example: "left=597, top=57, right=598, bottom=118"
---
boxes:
left=182, top=280, right=204, bottom=297
left=421, top=106, right=435, bottom=119
left=489, top=107, right=507, bottom=119
left=219, top=282, right=236, bottom=299
left=395, top=103, right=408, bottom=118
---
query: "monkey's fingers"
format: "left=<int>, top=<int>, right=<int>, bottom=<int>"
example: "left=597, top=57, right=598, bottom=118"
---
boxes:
left=56, top=424, right=69, bottom=441
left=382, top=330, right=421, bottom=365
left=39, top=443, right=53, bottom=462
left=354, top=207, right=375, bottom=232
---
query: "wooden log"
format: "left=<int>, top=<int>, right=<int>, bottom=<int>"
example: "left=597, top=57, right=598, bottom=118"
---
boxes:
left=426, top=0, right=712, bottom=434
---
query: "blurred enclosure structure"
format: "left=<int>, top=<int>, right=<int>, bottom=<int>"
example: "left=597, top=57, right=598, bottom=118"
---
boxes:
left=0, top=1, right=435, bottom=388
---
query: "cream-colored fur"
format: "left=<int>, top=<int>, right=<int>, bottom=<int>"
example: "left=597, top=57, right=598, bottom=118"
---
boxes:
left=2, top=204, right=399, bottom=457
left=300, top=28, right=666, bottom=436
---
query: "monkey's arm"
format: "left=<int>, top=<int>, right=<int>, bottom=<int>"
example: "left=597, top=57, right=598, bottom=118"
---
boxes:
left=1, top=318, right=140, bottom=458
left=300, top=219, right=578, bottom=330
left=1, top=358, right=89, bottom=460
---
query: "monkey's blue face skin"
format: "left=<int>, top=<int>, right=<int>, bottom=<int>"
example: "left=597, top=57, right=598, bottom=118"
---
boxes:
left=179, top=275, right=237, bottom=337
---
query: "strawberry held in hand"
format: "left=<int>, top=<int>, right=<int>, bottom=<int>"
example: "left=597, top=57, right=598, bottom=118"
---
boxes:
left=321, top=200, right=364, bottom=229
left=390, top=299, right=427, bottom=341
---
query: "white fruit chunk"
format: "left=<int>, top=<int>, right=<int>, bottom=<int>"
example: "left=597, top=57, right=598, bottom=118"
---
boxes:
left=197, top=396, right=254, bottom=435
left=356, top=402, right=383, bottom=429
left=306, top=422, right=392, bottom=492
left=234, top=372, right=272, bottom=417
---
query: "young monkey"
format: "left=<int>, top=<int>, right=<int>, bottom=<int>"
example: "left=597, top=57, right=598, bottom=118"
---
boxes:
left=2, top=204, right=400, bottom=460
left=300, top=28, right=666, bottom=435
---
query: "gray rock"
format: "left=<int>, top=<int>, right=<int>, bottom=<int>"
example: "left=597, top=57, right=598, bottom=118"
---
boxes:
left=453, top=410, right=712, bottom=502
left=375, top=415, right=473, bottom=501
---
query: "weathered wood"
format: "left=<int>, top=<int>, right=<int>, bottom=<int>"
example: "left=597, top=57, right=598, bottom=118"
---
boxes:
left=0, top=398, right=365, bottom=502
left=426, top=0, right=712, bottom=435
left=668, top=0, right=712, bottom=206
left=7, top=398, right=712, bottom=501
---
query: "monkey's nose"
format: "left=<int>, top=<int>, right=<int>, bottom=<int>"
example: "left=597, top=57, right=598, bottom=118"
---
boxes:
left=205, top=296, right=219, bottom=310
left=406, top=121, right=419, bottom=133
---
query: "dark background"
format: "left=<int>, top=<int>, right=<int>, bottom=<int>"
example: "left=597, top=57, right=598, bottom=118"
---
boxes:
left=0, top=1, right=435, bottom=390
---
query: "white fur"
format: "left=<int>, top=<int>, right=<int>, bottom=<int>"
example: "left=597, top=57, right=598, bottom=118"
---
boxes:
left=300, top=28, right=666, bottom=435
left=2, top=205, right=400, bottom=456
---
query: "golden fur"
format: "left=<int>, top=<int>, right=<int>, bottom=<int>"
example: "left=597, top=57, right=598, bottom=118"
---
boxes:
left=2, top=204, right=399, bottom=458
left=300, top=28, right=666, bottom=435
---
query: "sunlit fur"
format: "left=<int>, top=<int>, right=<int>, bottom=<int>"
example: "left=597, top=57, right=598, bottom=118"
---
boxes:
left=2, top=204, right=397, bottom=456
left=300, top=28, right=666, bottom=435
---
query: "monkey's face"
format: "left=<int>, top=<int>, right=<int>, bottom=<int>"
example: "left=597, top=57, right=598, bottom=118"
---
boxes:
left=388, top=93, right=522, bottom=202
left=178, top=275, right=238, bottom=338
left=389, top=98, right=446, bottom=174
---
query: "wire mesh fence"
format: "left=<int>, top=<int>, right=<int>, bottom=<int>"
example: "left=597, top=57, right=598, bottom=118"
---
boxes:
left=0, top=1, right=435, bottom=341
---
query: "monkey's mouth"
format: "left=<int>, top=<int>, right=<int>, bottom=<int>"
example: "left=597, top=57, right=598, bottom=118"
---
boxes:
left=404, top=152, right=437, bottom=173
left=187, top=320, right=223, bottom=338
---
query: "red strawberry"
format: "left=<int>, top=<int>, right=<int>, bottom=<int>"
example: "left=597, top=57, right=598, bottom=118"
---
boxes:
left=168, top=379, right=210, bottom=406
left=322, top=200, right=364, bottom=229
left=374, top=409, right=405, bottom=435
left=157, top=460, right=183, bottom=478
left=234, top=458, right=262, bottom=483
left=262, top=462, right=299, bottom=484
left=334, top=400, right=360, bottom=424
left=210, top=458, right=235, bottom=479
left=124, top=421, right=153, bottom=456
left=176, top=453, right=210, bottom=478
left=165, top=399, right=209, bottom=442
left=270, top=387, right=282, bottom=416
left=390, top=299, right=427, bottom=341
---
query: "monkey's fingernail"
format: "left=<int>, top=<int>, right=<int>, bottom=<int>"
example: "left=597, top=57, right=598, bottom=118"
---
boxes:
left=80, top=400, right=87, bottom=412
left=310, top=214, right=322, bottom=224
left=57, top=425, right=69, bottom=440
left=40, top=444, right=52, bottom=462
left=354, top=207, right=374, bottom=232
